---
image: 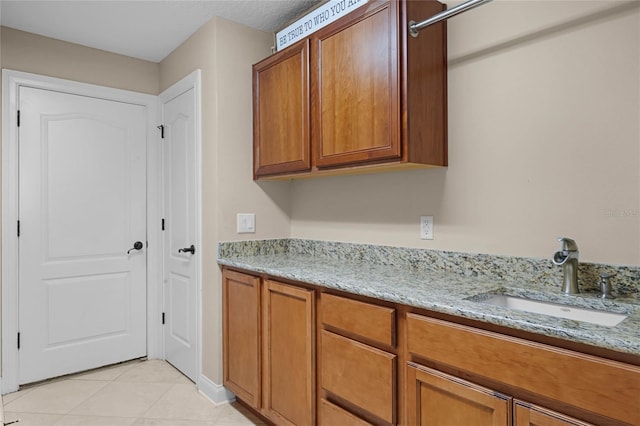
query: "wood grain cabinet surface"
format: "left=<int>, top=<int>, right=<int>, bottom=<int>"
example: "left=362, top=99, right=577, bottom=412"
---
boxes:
left=319, top=399, right=374, bottom=426
left=222, top=270, right=316, bottom=425
left=514, top=401, right=595, bottom=426
left=406, top=314, right=640, bottom=425
left=253, top=40, right=310, bottom=178
left=252, top=0, right=447, bottom=179
left=320, top=330, right=396, bottom=424
left=222, top=267, right=639, bottom=426
left=406, top=362, right=512, bottom=426
left=262, top=279, right=316, bottom=426
left=222, top=270, right=261, bottom=409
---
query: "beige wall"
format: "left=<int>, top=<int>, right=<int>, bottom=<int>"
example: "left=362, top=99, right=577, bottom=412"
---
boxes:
left=1, top=27, right=159, bottom=94
left=290, top=1, right=640, bottom=266
left=160, top=17, right=290, bottom=383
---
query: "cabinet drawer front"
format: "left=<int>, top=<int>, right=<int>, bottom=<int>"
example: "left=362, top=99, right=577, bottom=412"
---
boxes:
left=406, top=362, right=511, bottom=426
left=321, top=330, right=396, bottom=423
left=322, top=293, right=395, bottom=347
left=514, top=400, right=594, bottom=426
left=319, top=399, right=373, bottom=426
left=407, top=314, right=640, bottom=425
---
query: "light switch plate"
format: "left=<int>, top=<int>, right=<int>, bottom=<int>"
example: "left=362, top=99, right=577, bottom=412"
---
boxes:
left=237, top=213, right=256, bottom=234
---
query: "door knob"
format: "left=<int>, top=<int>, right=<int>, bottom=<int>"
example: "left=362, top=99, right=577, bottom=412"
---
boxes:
left=127, top=241, right=143, bottom=254
left=178, top=245, right=195, bottom=255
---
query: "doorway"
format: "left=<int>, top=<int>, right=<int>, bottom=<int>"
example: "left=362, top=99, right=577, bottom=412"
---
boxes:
left=159, top=70, right=202, bottom=383
left=2, top=70, right=162, bottom=393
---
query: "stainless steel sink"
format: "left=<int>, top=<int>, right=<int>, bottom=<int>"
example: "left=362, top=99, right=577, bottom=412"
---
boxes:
left=480, top=294, right=627, bottom=327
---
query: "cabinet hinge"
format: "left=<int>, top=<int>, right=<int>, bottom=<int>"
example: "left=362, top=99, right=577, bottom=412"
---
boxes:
left=17, top=110, right=20, bottom=127
left=17, top=220, right=20, bottom=237
left=17, top=332, right=20, bottom=350
left=162, top=312, right=165, bottom=325
left=157, top=125, right=164, bottom=139
left=161, top=218, right=165, bottom=231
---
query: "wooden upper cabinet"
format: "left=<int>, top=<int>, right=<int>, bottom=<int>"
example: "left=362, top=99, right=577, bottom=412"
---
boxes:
left=252, top=0, right=447, bottom=179
left=313, top=1, right=399, bottom=167
left=253, top=40, right=310, bottom=178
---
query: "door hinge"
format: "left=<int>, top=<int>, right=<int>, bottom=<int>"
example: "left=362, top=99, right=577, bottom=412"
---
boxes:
left=162, top=312, right=165, bottom=325
left=157, top=125, right=164, bottom=139
left=17, top=332, right=20, bottom=350
left=17, top=110, right=20, bottom=127
left=161, top=218, right=165, bottom=231
left=17, top=220, right=20, bottom=237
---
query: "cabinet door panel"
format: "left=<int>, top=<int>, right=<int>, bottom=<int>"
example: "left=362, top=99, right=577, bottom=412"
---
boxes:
left=406, top=363, right=511, bottom=426
left=263, top=280, right=315, bottom=425
left=253, top=40, right=310, bottom=177
left=514, top=401, right=594, bottom=426
left=314, top=1, right=400, bottom=168
left=321, top=330, right=396, bottom=423
left=222, top=270, right=261, bottom=409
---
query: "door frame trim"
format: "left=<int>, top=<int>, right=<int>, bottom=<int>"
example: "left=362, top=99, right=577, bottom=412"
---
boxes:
left=159, top=69, right=202, bottom=387
left=1, top=69, right=161, bottom=393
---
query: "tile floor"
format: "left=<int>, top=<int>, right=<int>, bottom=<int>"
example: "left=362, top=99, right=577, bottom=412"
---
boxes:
left=2, top=359, right=264, bottom=426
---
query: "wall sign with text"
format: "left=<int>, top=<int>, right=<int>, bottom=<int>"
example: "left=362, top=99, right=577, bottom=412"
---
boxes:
left=276, top=0, right=369, bottom=51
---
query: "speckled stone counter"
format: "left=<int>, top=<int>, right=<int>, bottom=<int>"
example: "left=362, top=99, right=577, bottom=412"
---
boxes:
left=217, top=239, right=640, bottom=357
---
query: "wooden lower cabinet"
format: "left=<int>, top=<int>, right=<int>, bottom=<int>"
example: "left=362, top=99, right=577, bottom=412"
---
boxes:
left=222, top=270, right=261, bottom=409
left=222, top=270, right=316, bottom=425
left=262, top=279, right=315, bottom=426
left=514, top=401, right=594, bottom=426
left=406, top=362, right=511, bottom=426
left=222, top=268, right=638, bottom=426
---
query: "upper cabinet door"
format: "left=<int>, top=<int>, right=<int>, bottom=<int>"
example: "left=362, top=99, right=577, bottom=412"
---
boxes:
left=253, top=40, right=311, bottom=178
left=312, top=1, right=400, bottom=168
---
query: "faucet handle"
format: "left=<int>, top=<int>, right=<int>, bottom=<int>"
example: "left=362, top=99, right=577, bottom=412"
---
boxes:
left=599, top=272, right=616, bottom=299
left=557, top=237, right=578, bottom=252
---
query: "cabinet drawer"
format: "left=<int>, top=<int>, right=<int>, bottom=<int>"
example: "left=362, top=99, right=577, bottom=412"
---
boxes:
left=321, top=293, right=395, bottom=347
left=319, top=399, right=372, bottom=426
left=407, top=314, right=640, bottom=425
left=321, top=330, right=396, bottom=424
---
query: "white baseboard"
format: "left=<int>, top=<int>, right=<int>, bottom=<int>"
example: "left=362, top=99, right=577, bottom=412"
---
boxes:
left=197, top=374, right=235, bottom=405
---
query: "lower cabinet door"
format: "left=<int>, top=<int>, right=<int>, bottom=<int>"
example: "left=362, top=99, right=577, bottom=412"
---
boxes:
left=406, top=362, right=511, bottom=426
left=514, top=400, right=594, bottom=426
left=222, top=270, right=261, bottom=409
left=262, top=279, right=315, bottom=426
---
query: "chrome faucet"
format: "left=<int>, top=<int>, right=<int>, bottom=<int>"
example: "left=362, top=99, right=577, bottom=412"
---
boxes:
left=552, top=237, right=579, bottom=294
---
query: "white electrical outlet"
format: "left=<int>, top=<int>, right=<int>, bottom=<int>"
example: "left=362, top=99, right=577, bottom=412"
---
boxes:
left=420, top=215, right=433, bottom=240
left=237, top=213, right=256, bottom=233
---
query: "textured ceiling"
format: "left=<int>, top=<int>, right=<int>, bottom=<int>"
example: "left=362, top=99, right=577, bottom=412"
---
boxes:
left=0, top=0, right=323, bottom=62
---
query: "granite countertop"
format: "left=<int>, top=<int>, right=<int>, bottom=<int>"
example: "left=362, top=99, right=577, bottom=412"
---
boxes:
left=218, top=252, right=640, bottom=357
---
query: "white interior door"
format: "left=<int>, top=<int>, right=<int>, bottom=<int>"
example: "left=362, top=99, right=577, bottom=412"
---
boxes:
left=18, top=86, right=148, bottom=384
left=162, top=84, right=198, bottom=382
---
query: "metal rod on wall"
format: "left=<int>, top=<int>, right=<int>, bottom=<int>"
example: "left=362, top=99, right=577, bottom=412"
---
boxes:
left=409, top=0, right=494, bottom=37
